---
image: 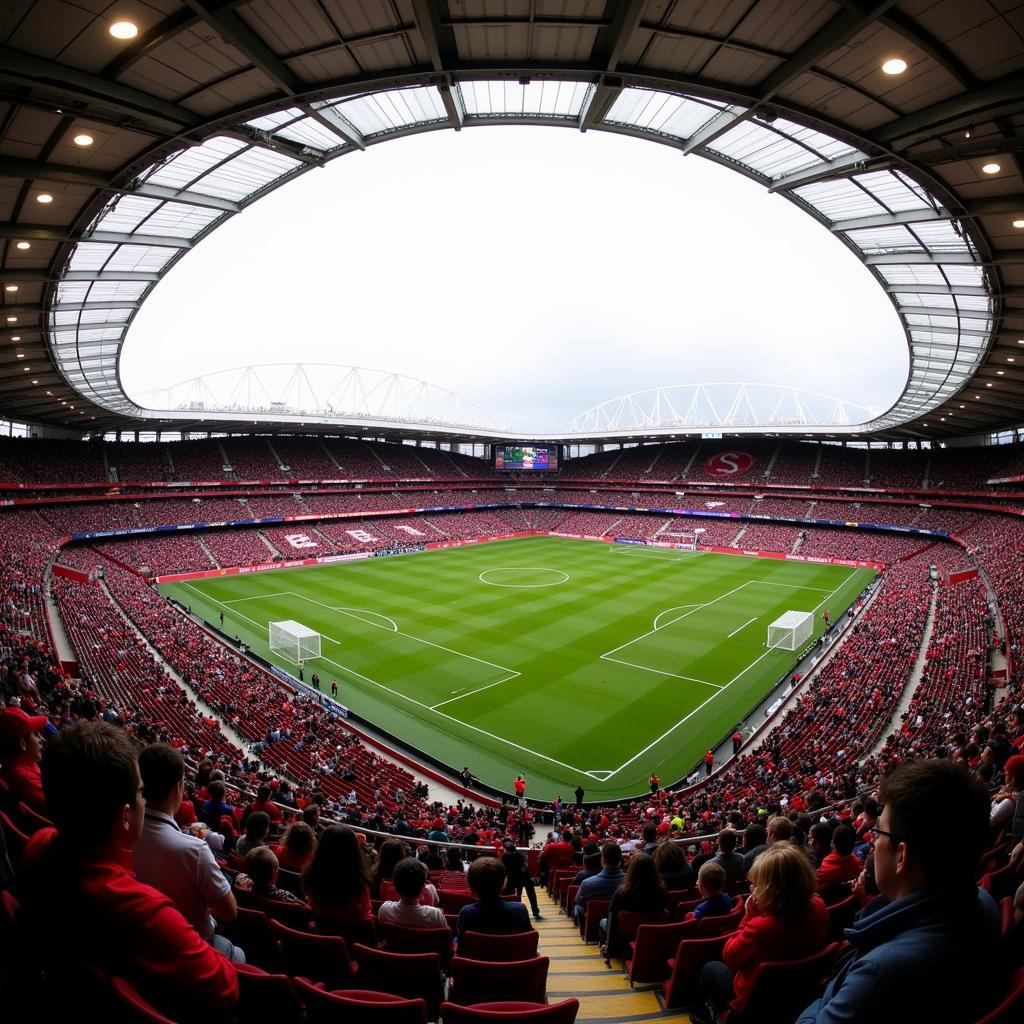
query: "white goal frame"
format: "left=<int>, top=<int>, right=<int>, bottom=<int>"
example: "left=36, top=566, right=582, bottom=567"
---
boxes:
left=767, top=610, right=813, bottom=651
left=269, top=620, right=321, bottom=663
left=675, top=531, right=698, bottom=552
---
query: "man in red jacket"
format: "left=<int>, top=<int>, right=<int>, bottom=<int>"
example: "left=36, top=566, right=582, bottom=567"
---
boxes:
left=816, top=824, right=863, bottom=901
left=0, top=706, right=48, bottom=814
left=18, top=721, right=238, bottom=1016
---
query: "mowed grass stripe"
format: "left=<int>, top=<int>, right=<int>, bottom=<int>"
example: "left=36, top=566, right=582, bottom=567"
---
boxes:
left=163, top=538, right=873, bottom=800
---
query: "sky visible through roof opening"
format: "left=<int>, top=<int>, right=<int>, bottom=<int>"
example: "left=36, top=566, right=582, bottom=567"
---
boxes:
left=120, top=127, right=907, bottom=433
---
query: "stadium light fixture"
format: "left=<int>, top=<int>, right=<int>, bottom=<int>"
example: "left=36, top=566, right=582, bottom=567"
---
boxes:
left=6, top=317, right=16, bottom=323
left=73, top=133, right=94, bottom=147
left=997, top=370, right=1005, bottom=375
left=16, top=353, right=23, bottom=359
left=11, top=336, right=19, bottom=341
left=1008, top=357, right=1016, bottom=363
left=986, top=382, right=993, bottom=387
left=1014, top=219, right=1024, bottom=229
left=15, top=241, right=30, bottom=250
left=5, top=285, right=17, bottom=292
left=36, top=193, right=53, bottom=204
left=109, top=21, right=138, bottom=39
left=982, top=163, right=1001, bottom=174
left=881, top=57, right=907, bottom=75
left=31, top=380, right=37, bottom=385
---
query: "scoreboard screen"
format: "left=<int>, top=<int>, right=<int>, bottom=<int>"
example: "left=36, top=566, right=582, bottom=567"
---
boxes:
left=494, top=445, right=559, bottom=471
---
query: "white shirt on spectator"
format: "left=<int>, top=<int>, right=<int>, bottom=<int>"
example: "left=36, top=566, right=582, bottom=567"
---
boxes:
left=133, top=810, right=231, bottom=940
left=378, top=899, right=447, bottom=929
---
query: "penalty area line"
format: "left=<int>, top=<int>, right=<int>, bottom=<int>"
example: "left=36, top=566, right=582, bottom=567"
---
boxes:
left=727, top=617, right=757, bottom=638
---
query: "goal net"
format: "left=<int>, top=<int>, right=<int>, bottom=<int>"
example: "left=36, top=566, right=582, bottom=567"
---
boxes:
left=676, top=531, right=698, bottom=552
left=767, top=610, right=813, bottom=651
left=269, top=620, right=321, bottom=663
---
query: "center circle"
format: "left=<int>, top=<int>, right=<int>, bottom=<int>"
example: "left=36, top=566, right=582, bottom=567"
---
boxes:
left=479, top=567, right=570, bottom=589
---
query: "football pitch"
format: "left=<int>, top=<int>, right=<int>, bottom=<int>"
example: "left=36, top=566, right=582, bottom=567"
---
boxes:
left=160, top=537, right=875, bottom=802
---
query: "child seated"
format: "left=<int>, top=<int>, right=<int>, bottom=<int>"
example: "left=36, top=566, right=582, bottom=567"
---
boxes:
left=687, top=861, right=732, bottom=920
left=235, top=846, right=302, bottom=902
left=379, top=858, right=448, bottom=929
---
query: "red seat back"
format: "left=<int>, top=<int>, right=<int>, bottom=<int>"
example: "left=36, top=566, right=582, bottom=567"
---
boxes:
left=379, top=922, right=454, bottom=966
left=448, top=956, right=550, bottom=1006
left=626, top=920, right=696, bottom=987
left=580, top=898, right=610, bottom=942
left=617, top=910, right=669, bottom=944
left=110, top=977, right=176, bottom=1023
left=661, top=933, right=730, bottom=1010
left=225, top=906, right=281, bottom=972
left=439, top=999, right=580, bottom=1022
left=459, top=930, right=540, bottom=962
left=351, top=943, right=444, bottom=1017
left=234, top=964, right=303, bottom=1024
left=975, top=967, right=1024, bottom=1024
left=825, top=894, right=859, bottom=942
left=270, top=918, right=354, bottom=987
left=735, top=942, right=841, bottom=1019
left=292, top=978, right=428, bottom=1024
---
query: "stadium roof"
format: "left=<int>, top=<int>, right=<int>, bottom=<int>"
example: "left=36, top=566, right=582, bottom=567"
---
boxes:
left=0, top=0, right=1022, bottom=443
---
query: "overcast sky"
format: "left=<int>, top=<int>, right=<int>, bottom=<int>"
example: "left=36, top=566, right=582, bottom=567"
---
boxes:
left=120, top=126, right=907, bottom=433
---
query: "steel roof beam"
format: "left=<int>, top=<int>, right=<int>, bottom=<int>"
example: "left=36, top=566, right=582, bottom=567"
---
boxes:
left=182, top=0, right=305, bottom=97
left=767, top=152, right=878, bottom=192
left=305, top=105, right=366, bottom=150
left=0, top=156, right=109, bottom=189
left=51, top=301, right=138, bottom=313
left=590, top=0, right=648, bottom=73
left=682, top=108, right=749, bottom=155
left=756, top=1, right=897, bottom=103
left=885, top=283, right=988, bottom=296
left=867, top=251, right=1024, bottom=265
left=0, top=222, right=193, bottom=249
left=131, top=184, right=239, bottom=213
left=411, top=0, right=459, bottom=72
left=873, top=68, right=1024, bottom=145
left=830, top=208, right=949, bottom=231
left=0, top=45, right=201, bottom=134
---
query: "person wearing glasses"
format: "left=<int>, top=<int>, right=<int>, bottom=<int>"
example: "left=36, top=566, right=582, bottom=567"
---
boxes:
left=797, top=759, right=1000, bottom=1024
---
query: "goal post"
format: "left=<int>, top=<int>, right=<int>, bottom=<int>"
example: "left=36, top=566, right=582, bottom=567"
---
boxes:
left=767, top=610, right=813, bottom=651
left=269, top=620, right=321, bottom=663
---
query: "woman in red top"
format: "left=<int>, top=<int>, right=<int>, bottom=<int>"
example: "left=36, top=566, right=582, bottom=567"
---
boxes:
left=301, top=824, right=374, bottom=936
left=692, top=842, right=828, bottom=1024
left=272, top=820, right=316, bottom=873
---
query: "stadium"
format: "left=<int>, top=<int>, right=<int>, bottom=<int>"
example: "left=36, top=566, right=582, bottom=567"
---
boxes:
left=0, top=2, right=1023, bottom=1022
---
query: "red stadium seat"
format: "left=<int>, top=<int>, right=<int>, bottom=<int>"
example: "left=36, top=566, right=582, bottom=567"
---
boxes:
left=225, top=907, right=281, bottom=972
left=110, top=977, right=176, bottom=1023
left=292, top=978, right=429, bottom=1024
left=270, top=919, right=354, bottom=987
left=448, top=956, right=550, bottom=1006
left=825, top=894, right=859, bottom=942
left=379, top=922, right=454, bottom=966
left=726, top=942, right=841, bottom=1021
left=974, top=967, right=1024, bottom=1024
left=661, top=933, right=731, bottom=1010
left=580, top=898, right=610, bottom=943
left=351, top=943, right=444, bottom=1017
left=439, top=999, right=580, bottom=1023
left=459, top=930, right=540, bottom=962
left=626, top=920, right=699, bottom=987
left=234, top=964, right=303, bottom=1024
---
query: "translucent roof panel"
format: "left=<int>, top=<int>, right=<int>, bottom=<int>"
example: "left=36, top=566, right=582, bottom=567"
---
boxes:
left=326, top=87, right=448, bottom=137
left=191, top=147, right=301, bottom=202
left=68, top=242, right=117, bottom=272
left=854, top=170, right=934, bottom=213
left=103, top=246, right=176, bottom=274
left=604, top=89, right=727, bottom=140
left=708, top=118, right=863, bottom=181
left=909, top=220, right=971, bottom=255
left=793, top=178, right=886, bottom=221
left=141, top=137, right=248, bottom=191
left=843, top=225, right=924, bottom=253
left=133, top=203, right=224, bottom=239
left=91, top=195, right=163, bottom=235
left=459, top=80, right=591, bottom=118
left=247, top=108, right=346, bottom=151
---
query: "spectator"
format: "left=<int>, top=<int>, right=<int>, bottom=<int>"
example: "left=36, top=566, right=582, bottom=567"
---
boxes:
left=272, top=821, right=316, bottom=873
left=134, top=743, right=241, bottom=961
left=744, top=815, right=794, bottom=871
left=246, top=784, right=282, bottom=824
left=688, top=862, right=732, bottom=921
left=575, top=842, right=625, bottom=923
left=571, top=847, right=603, bottom=886
left=640, top=822, right=659, bottom=855
left=302, top=824, right=374, bottom=932
left=740, top=822, right=766, bottom=868
left=379, top=858, right=448, bottom=929
left=456, top=857, right=532, bottom=941
left=371, top=838, right=409, bottom=899
left=235, top=846, right=302, bottom=903
left=539, top=828, right=574, bottom=888
left=990, top=754, right=1024, bottom=840
left=19, top=722, right=238, bottom=1013
left=601, top=851, right=667, bottom=957
left=502, top=837, right=541, bottom=920
left=808, top=821, right=834, bottom=868
left=798, top=760, right=1000, bottom=1023
left=199, top=780, right=235, bottom=829
left=816, top=824, right=862, bottom=901
left=235, top=810, right=270, bottom=857
left=0, top=706, right=47, bottom=814
left=653, top=838, right=696, bottom=891
left=694, top=843, right=828, bottom=1024
left=711, top=828, right=746, bottom=890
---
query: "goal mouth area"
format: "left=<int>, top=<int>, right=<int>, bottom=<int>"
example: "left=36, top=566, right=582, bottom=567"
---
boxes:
left=766, top=610, right=814, bottom=652
left=268, top=619, right=322, bottom=662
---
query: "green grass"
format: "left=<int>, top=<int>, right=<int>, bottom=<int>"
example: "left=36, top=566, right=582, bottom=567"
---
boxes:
left=160, top=537, right=874, bottom=801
